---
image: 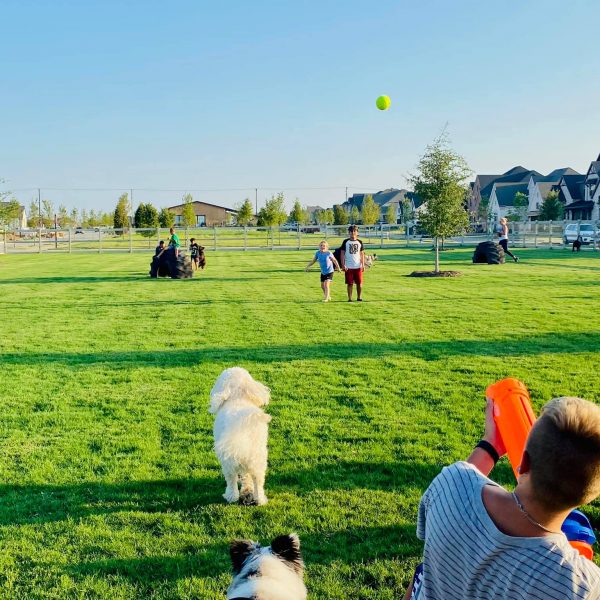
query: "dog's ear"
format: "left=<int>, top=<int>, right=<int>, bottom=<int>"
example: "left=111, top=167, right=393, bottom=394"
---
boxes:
left=230, top=539, right=255, bottom=574
left=271, top=533, right=304, bottom=575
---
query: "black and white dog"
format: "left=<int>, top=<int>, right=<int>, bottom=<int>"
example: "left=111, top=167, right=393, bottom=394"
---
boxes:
left=227, top=533, right=307, bottom=600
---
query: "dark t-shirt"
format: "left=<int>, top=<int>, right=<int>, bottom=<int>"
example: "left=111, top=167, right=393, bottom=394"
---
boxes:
left=190, top=243, right=199, bottom=258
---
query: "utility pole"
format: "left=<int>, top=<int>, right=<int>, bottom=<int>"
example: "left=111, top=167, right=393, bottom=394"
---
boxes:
left=130, top=188, right=134, bottom=227
left=255, top=188, right=258, bottom=216
left=38, top=188, right=41, bottom=228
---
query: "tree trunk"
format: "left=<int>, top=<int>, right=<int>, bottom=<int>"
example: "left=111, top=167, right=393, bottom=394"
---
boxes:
left=434, top=236, right=440, bottom=273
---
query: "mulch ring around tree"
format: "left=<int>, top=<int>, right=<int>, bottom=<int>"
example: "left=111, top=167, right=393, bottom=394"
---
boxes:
left=408, top=270, right=462, bottom=278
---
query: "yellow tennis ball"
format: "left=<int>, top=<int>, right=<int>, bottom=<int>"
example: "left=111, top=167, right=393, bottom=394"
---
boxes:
left=376, top=95, right=391, bottom=110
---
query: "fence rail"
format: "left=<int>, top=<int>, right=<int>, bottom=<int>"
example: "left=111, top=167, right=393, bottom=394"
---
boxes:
left=1, top=221, right=599, bottom=254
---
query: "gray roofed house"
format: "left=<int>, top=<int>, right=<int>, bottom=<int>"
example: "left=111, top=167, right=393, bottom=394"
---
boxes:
left=488, top=182, right=528, bottom=221
left=526, top=168, right=580, bottom=219
left=343, top=188, right=423, bottom=223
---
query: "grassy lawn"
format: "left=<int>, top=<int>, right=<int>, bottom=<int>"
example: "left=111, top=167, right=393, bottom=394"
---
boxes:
left=0, top=247, right=599, bottom=598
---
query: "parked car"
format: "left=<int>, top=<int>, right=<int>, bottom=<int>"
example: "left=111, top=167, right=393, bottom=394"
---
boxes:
left=563, top=223, right=598, bottom=245
left=75, top=227, right=84, bottom=234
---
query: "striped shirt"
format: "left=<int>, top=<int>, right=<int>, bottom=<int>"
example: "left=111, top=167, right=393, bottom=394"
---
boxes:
left=416, top=461, right=600, bottom=599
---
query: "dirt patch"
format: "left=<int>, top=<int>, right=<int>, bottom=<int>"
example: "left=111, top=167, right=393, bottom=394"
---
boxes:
left=408, top=270, right=462, bottom=278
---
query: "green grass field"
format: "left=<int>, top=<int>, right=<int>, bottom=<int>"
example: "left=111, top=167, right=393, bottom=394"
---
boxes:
left=0, top=247, right=599, bottom=598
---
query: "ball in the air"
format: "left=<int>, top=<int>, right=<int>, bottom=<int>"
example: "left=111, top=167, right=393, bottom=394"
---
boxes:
left=376, top=95, right=391, bottom=110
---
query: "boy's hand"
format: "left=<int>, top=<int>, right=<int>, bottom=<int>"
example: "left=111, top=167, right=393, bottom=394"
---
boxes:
left=484, top=397, right=507, bottom=458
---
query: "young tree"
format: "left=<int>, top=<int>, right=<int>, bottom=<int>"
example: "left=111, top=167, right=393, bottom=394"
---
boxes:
left=42, top=199, right=54, bottom=228
left=288, top=199, right=305, bottom=224
left=58, top=204, right=69, bottom=227
left=257, top=192, right=287, bottom=226
left=0, top=199, right=21, bottom=229
left=158, top=207, right=175, bottom=228
left=361, top=194, right=380, bottom=225
left=478, top=194, right=494, bottom=231
left=81, top=209, right=89, bottom=228
left=70, top=207, right=79, bottom=227
left=508, top=191, right=529, bottom=222
left=134, top=203, right=160, bottom=237
left=27, top=199, right=40, bottom=227
left=350, top=205, right=360, bottom=224
left=114, top=193, right=130, bottom=230
left=539, top=190, right=564, bottom=221
left=409, top=134, right=471, bottom=273
left=385, top=204, right=397, bottom=225
left=236, top=198, right=254, bottom=226
left=333, top=204, right=348, bottom=225
left=181, top=193, right=196, bottom=228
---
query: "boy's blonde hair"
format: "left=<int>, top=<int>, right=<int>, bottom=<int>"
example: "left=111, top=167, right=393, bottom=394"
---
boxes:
left=527, top=397, right=600, bottom=509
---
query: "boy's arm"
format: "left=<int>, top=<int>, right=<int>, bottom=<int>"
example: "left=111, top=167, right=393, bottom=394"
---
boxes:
left=332, top=257, right=341, bottom=271
left=360, top=250, right=365, bottom=271
left=466, top=398, right=506, bottom=476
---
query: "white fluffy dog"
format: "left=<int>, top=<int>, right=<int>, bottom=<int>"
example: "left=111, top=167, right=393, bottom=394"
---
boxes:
left=227, top=533, right=307, bottom=600
left=209, top=367, right=271, bottom=505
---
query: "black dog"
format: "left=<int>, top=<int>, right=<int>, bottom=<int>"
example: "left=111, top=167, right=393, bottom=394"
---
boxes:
left=572, top=236, right=582, bottom=252
left=198, top=246, right=206, bottom=269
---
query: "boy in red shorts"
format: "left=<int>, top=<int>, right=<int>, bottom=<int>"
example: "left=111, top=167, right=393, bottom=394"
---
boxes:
left=340, top=225, right=365, bottom=302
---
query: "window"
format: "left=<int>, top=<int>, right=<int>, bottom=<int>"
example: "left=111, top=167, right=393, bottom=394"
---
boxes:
left=196, top=215, right=206, bottom=226
left=175, top=215, right=183, bottom=225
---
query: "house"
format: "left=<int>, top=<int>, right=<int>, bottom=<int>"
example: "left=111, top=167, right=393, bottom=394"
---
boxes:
left=558, top=154, right=600, bottom=220
left=167, top=200, right=237, bottom=227
left=469, top=166, right=540, bottom=218
left=526, top=168, right=579, bottom=220
left=305, top=205, right=326, bottom=223
left=488, top=182, right=529, bottom=221
left=343, top=188, right=423, bottom=223
left=0, top=202, right=27, bottom=229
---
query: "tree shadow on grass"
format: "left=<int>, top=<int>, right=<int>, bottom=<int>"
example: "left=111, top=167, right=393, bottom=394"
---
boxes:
left=0, top=477, right=223, bottom=527
left=4, top=331, right=600, bottom=367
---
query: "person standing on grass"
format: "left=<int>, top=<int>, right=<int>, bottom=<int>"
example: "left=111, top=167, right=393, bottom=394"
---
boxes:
left=340, top=225, right=365, bottom=302
left=404, top=396, right=600, bottom=600
left=189, top=237, right=200, bottom=271
left=305, top=240, right=342, bottom=302
left=498, top=217, right=519, bottom=263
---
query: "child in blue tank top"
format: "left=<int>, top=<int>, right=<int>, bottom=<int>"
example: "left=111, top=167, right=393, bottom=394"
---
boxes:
left=304, top=240, right=341, bottom=302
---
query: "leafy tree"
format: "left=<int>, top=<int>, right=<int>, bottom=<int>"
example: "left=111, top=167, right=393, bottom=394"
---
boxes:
left=315, top=209, right=333, bottom=225
left=42, top=199, right=54, bottom=228
left=158, top=207, right=175, bottom=228
left=333, top=204, right=348, bottom=225
left=70, top=208, right=79, bottom=226
left=350, top=205, right=360, bottom=224
left=385, top=204, right=397, bottom=225
left=0, top=198, right=21, bottom=228
left=89, top=210, right=98, bottom=227
left=27, top=200, right=40, bottom=227
left=81, top=209, right=88, bottom=227
left=181, top=193, right=196, bottom=228
left=508, top=191, right=528, bottom=222
left=134, top=203, right=159, bottom=237
left=539, top=190, right=564, bottom=221
left=114, top=193, right=130, bottom=230
left=409, top=134, right=470, bottom=273
left=236, top=198, right=254, bottom=226
left=288, top=199, right=305, bottom=225
left=478, top=194, right=494, bottom=229
left=58, top=204, right=69, bottom=227
left=361, top=194, right=380, bottom=225
left=257, top=192, right=287, bottom=226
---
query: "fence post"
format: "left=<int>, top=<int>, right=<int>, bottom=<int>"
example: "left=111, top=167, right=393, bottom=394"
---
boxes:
left=99, top=229, right=103, bottom=253
left=244, top=226, right=248, bottom=251
left=129, top=227, right=133, bottom=253
left=534, top=221, right=538, bottom=248
left=549, top=220, right=553, bottom=249
left=68, top=228, right=72, bottom=253
left=38, top=227, right=42, bottom=253
left=2, top=228, right=5, bottom=254
left=213, top=226, right=217, bottom=251
left=297, top=223, right=301, bottom=250
left=270, top=227, right=274, bottom=250
left=157, top=227, right=160, bottom=248
left=380, top=224, right=384, bottom=248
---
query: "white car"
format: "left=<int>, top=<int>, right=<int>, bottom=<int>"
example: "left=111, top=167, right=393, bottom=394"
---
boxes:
left=563, top=224, right=598, bottom=245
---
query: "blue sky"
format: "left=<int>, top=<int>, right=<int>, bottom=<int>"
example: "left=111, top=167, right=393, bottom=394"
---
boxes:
left=1, top=0, right=599, bottom=212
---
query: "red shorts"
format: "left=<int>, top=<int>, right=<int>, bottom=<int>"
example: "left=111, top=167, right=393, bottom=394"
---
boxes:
left=345, top=268, right=363, bottom=285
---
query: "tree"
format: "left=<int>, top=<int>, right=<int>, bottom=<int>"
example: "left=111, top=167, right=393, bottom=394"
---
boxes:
left=81, top=209, right=88, bottom=227
left=409, top=134, right=471, bottom=273
left=361, top=194, right=381, bottom=225
left=70, top=208, right=79, bottom=226
left=384, top=204, right=397, bottom=225
left=508, top=191, right=528, bottom=222
left=288, top=199, right=305, bottom=225
left=27, top=200, right=40, bottom=228
left=333, top=204, right=348, bottom=226
left=478, top=194, right=494, bottom=232
left=134, top=203, right=159, bottom=237
left=58, top=204, right=69, bottom=227
left=181, top=193, right=196, bottom=228
left=539, top=190, right=564, bottom=221
left=257, top=192, right=287, bottom=226
left=0, top=198, right=21, bottom=229
left=114, top=193, right=130, bottom=230
left=158, top=207, right=175, bottom=228
left=350, top=205, right=360, bottom=224
left=400, top=198, right=415, bottom=224
left=42, top=199, right=54, bottom=228
left=236, top=199, right=254, bottom=226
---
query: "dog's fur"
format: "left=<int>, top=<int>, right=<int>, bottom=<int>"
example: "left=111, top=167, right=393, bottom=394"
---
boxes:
left=209, top=367, right=271, bottom=505
left=198, top=245, right=206, bottom=269
left=333, top=247, right=378, bottom=269
left=227, top=533, right=307, bottom=600
left=572, top=237, right=582, bottom=252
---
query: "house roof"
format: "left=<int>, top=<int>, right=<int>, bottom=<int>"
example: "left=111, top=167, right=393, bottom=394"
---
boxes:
left=345, top=188, right=423, bottom=210
left=564, top=200, right=594, bottom=211
left=168, top=200, right=237, bottom=213
left=493, top=183, right=528, bottom=207
left=560, top=174, right=586, bottom=201
left=535, top=182, right=558, bottom=199
left=480, top=169, right=541, bottom=198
